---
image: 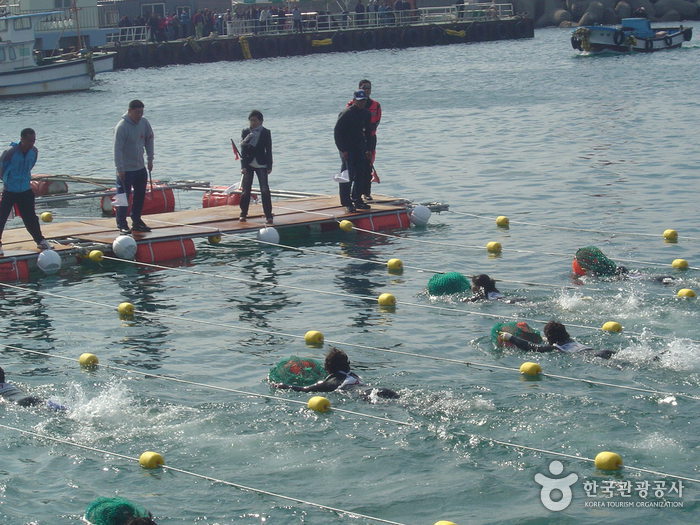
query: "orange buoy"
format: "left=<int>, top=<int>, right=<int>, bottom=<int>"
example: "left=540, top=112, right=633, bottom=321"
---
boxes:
left=101, top=182, right=176, bottom=216
left=572, top=258, right=585, bottom=276
left=135, top=238, right=196, bottom=263
left=202, top=185, right=257, bottom=208
left=0, top=260, right=30, bottom=282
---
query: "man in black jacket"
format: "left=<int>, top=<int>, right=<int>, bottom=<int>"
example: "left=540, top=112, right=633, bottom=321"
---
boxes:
left=334, top=90, right=372, bottom=213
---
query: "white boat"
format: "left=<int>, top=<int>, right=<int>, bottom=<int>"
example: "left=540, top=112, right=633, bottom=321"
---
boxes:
left=571, top=17, right=692, bottom=54
left=0, top=11, right=115, bottom=97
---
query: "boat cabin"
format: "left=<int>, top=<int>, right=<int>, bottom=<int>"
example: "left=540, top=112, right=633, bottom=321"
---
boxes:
left=620, top=17, right=654, bottom=37
left=0, top=13, right=46, bottom=71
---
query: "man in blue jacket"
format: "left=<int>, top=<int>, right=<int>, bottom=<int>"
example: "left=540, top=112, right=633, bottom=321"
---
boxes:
left=0, top=128, right=51, bottom=256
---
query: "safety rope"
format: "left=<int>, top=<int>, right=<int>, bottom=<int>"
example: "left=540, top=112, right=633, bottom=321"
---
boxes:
left=0, top=423, right=405, bottom=525
left=0, top=282, right=697, bottom=401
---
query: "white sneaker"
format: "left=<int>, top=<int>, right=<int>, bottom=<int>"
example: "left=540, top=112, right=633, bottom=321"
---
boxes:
left=36, top=239, right=52, bottom=251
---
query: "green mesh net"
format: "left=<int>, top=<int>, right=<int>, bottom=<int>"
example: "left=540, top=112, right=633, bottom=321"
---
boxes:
left=268, top=356, right=326, bottom=387
left=84, top=497, right=151, bottom=525
left=427, top=272, right=471, bottom=296
left=575, top=246, right=617, bottom=276
left=491, top=321, right=543, bottom=347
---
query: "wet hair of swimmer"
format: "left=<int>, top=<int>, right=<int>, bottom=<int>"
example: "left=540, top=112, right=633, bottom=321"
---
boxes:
left=325, top=347, right=350, bottom=374
left=0, top=367, right=4, bottom=383
left=248, top=109, right=263, bottom=122
left=543, top=321, right=570, bottom=345
left=472, top=274, right=498, bottom=293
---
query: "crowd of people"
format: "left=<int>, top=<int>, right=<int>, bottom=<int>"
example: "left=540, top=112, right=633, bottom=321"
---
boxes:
left=114, top=0, right=424, bottom=42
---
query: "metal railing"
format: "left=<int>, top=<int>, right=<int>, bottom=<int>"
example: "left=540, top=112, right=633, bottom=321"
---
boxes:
left=226, top=4, right=514, bottom=37
left=105, top=25, right=150, bottom=43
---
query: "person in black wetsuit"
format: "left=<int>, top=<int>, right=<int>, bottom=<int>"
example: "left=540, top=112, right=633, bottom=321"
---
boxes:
left=500, top=321, right=615, bottom=359
left=463, top=274, right=523, bottom=303
left=0, top=366, right=66, bottom=409
left=272, top=347, right=399, bottom=398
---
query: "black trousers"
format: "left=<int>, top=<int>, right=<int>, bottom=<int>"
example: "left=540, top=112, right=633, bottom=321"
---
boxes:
left=240, top=167, right=272, bottom=219
left=338, top=150, right=370, bottom=207
left=0, top=189, right=44, bottom=243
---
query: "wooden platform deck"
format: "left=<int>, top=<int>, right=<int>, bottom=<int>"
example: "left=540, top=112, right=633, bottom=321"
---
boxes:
left=0, top=194, right=411, bottom=263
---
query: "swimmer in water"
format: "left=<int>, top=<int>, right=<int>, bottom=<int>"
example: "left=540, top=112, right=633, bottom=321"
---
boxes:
left=573, top=246, right=676, bottom=283
left=463, top=274, right=523, bottom=303
left=499, top=321, right=615, bottom=359
left=0, top=366, right=66, bottom=410
left=272, top=347, right=399, bottom=399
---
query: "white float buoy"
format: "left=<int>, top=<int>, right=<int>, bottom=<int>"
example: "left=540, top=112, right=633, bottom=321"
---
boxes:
left=112, top=235, right=137, bottom=260
left=257, top=226, right=280, bottom=244
left=410, top=205, right=431, bottom=226
left=37, top=249, right=61, bottom=274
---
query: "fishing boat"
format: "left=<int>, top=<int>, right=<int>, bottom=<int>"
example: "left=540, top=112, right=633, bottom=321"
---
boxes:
left=0, top=12, right=115, bottom=97
left=571, top=17, right=692, bottom=53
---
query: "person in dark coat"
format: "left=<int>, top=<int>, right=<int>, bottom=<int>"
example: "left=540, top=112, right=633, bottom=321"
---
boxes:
left=239, top=110, right=273, bottom=224
left=334, top=90, right=372, bottom=213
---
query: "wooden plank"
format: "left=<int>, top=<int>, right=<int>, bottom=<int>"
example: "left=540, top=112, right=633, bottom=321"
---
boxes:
left=1, top=194, right=407, bottom=246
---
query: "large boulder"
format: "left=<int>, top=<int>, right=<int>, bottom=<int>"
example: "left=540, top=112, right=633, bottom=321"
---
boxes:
left=568, top=0, right=592, bottom=19
left=536, top=0, right=569, bottom=26
left=653, top=0, right=698, bottom=18
left=616, top=1, right=633, bottom=17
left=579, top=0, right=607, bottom=23
left=554, top=7, right=575, bottom=22
left=513, top=0, right=538, bottom=18
left=656, top=7, right=682, bottom=19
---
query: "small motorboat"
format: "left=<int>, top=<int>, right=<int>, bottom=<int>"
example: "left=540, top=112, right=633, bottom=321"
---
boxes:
left=571, top=17, right=692, bottom=53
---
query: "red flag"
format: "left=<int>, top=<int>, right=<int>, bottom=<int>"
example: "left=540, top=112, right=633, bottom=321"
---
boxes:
left=230, top=138, right=240, bottom=160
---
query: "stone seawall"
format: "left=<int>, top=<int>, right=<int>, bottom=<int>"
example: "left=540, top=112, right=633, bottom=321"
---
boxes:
left=111, top=18, right=533, bottom=70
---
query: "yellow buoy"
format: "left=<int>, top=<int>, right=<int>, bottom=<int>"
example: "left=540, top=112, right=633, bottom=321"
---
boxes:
left=601, top=321, right=622, bottom=333
left=387, top=258, right=403, bottom=273
left=378, top=293, right=396, bottom=306
left=40, top=211, right=53, bottom=223
left=671, top=258, right=688, bottom=270
left=117, top=302, right=135, bottom=317
left=594, top=451, right=623, bottom=471
left=208, top=234, right=222, bottom=244
left=139, top=451, right=165, bottom=469
left=304, top=330, right=324, bottom=346
left=434, top=521, right=459, bottom=525
left=519, top=362, right=542, bottom=376
left=339, top=220, right=354, bottom=232
left=486, top=241, right=502, bottom=254
left=663, top=229, right=678, bottom=242
left=307, top=396, right=331, bottom=413
left=677, top=288, right=696, bottom=298
left=78, top=353, right=99, bottom=368
left=495, top=216, right=509, bottom=228
left=88, top=250, right=104, bottom=262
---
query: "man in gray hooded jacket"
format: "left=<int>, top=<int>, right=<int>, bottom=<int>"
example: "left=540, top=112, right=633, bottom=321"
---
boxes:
left=114, top=99, right=155, bottom=234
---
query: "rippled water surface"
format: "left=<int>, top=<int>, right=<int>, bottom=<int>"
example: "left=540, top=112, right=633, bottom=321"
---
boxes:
left=1, top=27, right=699, bottom=524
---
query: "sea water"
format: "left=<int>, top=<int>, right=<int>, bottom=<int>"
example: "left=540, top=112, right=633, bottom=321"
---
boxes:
left=0, top=26, right=699, bottom=524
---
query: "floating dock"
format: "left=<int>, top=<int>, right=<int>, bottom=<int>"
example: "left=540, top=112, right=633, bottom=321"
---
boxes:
left=0, top=194, right=413, bottom=281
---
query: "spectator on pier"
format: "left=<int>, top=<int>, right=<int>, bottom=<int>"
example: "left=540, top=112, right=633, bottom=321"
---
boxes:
left=292, top=6, right=303, bottom=32
left=192, top=9, right=204, bottom=38
left=179, top=9, right=191, bottom=38
left=113, top=100, right=155, bottom=235
left=343, top=79, right=381, bottom=201
left=239, top=110, right=273, bottom=224
left=118, top=15, right=132, bottom=27
left=355, top=0, right=366, bottom=26
left=334, top=90, right=372, bottom=213
left=0, top=128, right=51, bottom=255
